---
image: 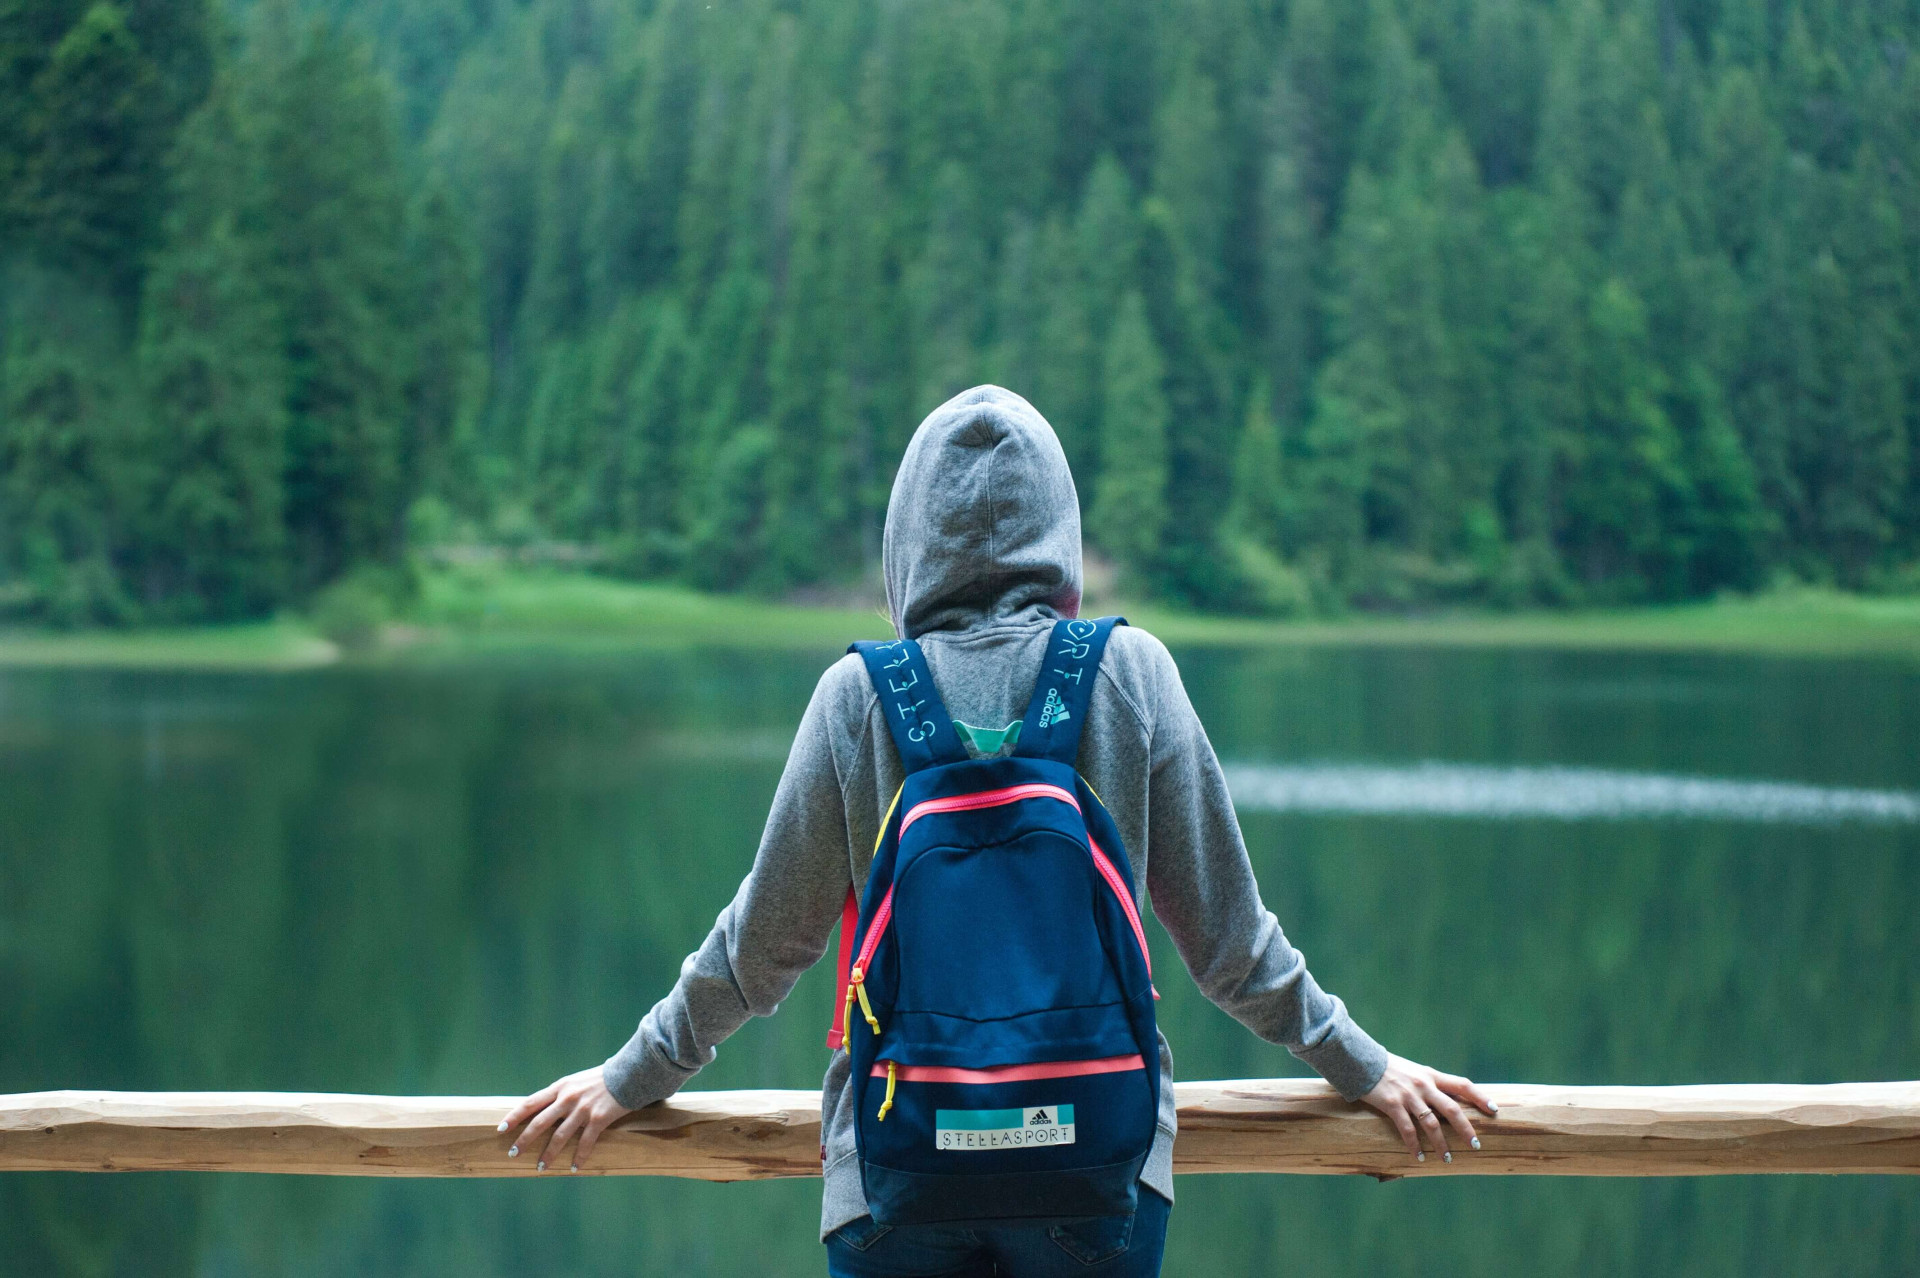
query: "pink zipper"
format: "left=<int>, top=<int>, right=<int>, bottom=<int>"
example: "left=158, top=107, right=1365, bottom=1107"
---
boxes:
left=1089, top=837, right=1155, bottom=986
left=853, top=885, right=895, bottom=975
left=873, top=783, right=1156, bottom=996
left=871, top=1054, right=1146, bottom=1084
left=900, top=783, right=1079, bottom=833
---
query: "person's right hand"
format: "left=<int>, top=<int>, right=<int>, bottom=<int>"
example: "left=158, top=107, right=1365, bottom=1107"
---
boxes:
left=1358, top=1053, right=1498, bottom=1163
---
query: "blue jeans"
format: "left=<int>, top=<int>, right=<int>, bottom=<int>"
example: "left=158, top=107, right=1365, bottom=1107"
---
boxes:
left=825, top=1187, right=1170, bottom=1277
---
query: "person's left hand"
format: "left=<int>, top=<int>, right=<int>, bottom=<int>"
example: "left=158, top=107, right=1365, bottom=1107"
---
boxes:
left=500, top=1065, right=634, bottom=1172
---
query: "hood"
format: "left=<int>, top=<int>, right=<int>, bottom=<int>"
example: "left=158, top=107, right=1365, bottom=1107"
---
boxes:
left=882, top=385, right=1083, bottom=639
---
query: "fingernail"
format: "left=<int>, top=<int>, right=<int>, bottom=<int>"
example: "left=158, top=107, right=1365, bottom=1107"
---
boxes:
left=570, top=1164, right=579, bottom=1173
left=1443, top=1151, right=1453, bottom=1164
left=1491, top=1103, right=1500, bottom=1113
left=536, top=1160, right=546, bottom=1171
left=507, top=1146, right=518, bottom=1158
left=1471, top=1137, right=1481, bottom=1150
left=1416, top=1151, right=1425, bottom=1162
left=497, top=1121, right=508, bottom=1132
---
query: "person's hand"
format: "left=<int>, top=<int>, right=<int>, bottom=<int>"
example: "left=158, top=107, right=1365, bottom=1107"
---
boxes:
left=1359, top=1052, right=1498, bottom=1163
left=499, top=1065, right=634, bottom=1172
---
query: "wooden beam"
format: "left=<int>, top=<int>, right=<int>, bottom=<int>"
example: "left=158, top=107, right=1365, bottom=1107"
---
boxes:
left=3, top=1080, right=1917, bottom=1180
left=1171, top=1080, right=1920, bottom=1178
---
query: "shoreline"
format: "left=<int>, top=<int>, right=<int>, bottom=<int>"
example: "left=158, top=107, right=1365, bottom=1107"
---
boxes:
left=2, top=568, right=1918, bottom=671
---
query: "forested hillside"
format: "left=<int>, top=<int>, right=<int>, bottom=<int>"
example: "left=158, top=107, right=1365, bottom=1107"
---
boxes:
left=5, top=0, right=1919, bottom=621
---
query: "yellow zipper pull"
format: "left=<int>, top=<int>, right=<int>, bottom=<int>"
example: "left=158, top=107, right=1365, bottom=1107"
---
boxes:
left=842, top=982, right=857, bottom=1046
left=877, top=1060, right=896, bottom=1121
left=851, top=966, right=880, bottom=1035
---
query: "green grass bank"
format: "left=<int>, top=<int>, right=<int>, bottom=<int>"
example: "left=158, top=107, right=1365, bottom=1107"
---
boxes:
left=4, top=564, right=1920, bottom=670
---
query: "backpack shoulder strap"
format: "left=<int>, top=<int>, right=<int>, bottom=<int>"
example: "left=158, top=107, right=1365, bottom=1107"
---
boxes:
left=849, top=638, right=968, bottom=773
left=1014, top=616, right=1126, bottom=765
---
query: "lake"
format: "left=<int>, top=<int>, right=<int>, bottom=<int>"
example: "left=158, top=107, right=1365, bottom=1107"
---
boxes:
left=3, top=641, right=1917, bottom=1275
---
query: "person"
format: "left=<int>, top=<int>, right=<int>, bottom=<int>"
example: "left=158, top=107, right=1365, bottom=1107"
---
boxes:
left=503, top=385, right=1495, bottom=1275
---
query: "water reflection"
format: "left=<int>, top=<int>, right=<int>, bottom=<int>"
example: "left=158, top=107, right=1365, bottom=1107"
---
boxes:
left=2, top=646, right=1916, bottom=1275
left=1225, top=761, right=1920, bottom=823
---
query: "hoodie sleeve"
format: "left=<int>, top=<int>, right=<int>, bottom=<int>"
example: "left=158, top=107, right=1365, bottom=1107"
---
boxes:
left=601, top=668, right=855, bottom=1110
left=1137, top=641, right=1390, bottom=1102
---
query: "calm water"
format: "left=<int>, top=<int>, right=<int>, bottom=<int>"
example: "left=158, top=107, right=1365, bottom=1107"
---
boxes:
left=3, top=643, right=1917, bottom=1275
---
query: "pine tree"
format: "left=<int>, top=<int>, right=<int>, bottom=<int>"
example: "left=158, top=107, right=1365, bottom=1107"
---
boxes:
left=986, top=215, right=1042, bottom=410
left=517, top=67, right=605, bottom=350
left=1025, top=214, right=1099, bottom=474
left=401, top=169, right=485, bottom=518
left=1074, top=154, right=1140, bottom=333
left=677, top=262, right=771, bottom=535
left=520, top=336, right=595, bottom=534
left=577, top=294, right=690, bottom=574
left=1877, top=61, right=1920, bottom=560
left=1310, top=31, right=1497, bottom=576
left=1452, top=0, right=1543, bottom=188
left=905, top=162, right=989, bottom=415
left=421, top=21, right=550, bottom=375
left=242, top=6, right=412, bottom=589
left=1226, top=376, right=1286, bottom=550
left=622, top=299, right=692, bottom=553
left=0, top=265, right=143, bottom=624
left=1151, top=59, right=1230, bottom=311
left=1495, top=189, right=1586, bottom=603
left=133, top=77, right=288, bottom=619
left=761, top=103, right=901, bottom=586
left=14, top=3, right=162, bottom=287
left=1088, top=291, right=1170, bottom=583
left=1280, top=0, right=1376, bottom=227
left=1533, top=0, right=1655, bottom=243
left=8, top=0, right=212, bottom=294
left=1700, top=67, right=1781, bottom=270
left=1561, top=277, right=1689, bottom=596
left=1135, top=195, right=1232, bottom=581
left=686, top=423, right=773, bottom=591
left=1801, top=159, right=1908, bottom=583
left=1257, top=76, right=1317, bottom=431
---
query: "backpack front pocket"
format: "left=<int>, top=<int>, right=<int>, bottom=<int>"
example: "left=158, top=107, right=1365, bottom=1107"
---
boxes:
left=855, top=1049, right=1157, bottom=1223
left=882, top=828, right=1137, bottom=1062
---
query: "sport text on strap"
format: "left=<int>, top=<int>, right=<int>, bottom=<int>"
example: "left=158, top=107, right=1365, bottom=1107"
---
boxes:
left=849, top=639, right=968, bottom=773
left=1014, top=617, right=1126, bottom=765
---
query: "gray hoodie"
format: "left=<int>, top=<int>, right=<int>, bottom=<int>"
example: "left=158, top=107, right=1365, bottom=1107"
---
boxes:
left=603, top=385, right=1388, bottom=1239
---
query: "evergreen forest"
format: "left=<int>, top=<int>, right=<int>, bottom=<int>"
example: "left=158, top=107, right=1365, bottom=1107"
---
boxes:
left=5, top=0, right=1920, bottom=622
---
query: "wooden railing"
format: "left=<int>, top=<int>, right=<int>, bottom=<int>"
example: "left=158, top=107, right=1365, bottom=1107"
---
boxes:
left=5, top=1080, right=1918, bottom=1179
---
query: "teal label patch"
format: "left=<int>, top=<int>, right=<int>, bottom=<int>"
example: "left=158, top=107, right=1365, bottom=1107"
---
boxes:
left=934, top=1105, right=1076, bottom=1150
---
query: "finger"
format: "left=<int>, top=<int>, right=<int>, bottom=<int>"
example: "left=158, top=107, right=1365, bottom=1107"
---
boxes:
left=574, top=1109, right=617, bottom=1171
left=1424, top=1081, right=1477, bottom=1154
left=500, top=1083, right=559, bottom=1134
left=1383, top=1097, right=1422, bottom=1159
left=510, top=1099, right=566, bottom=1160
left=541, top=1112, right=576, bottom=1166
left=1413, top=1098, right=1449, bottom=1158
left=539, top=1106, right=586, bottom=1171
left=1439, top=1073, right=1500, bottom=1117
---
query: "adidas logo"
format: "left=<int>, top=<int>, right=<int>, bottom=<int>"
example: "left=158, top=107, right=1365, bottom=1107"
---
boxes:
left=1039, top=688, right=1071, bottom=728
left=1029, top=1109, right=1052, bottom=1126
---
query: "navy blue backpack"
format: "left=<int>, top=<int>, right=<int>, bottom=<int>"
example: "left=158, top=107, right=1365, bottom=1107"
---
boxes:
left=828, top=616, right=1159, bottom=1226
